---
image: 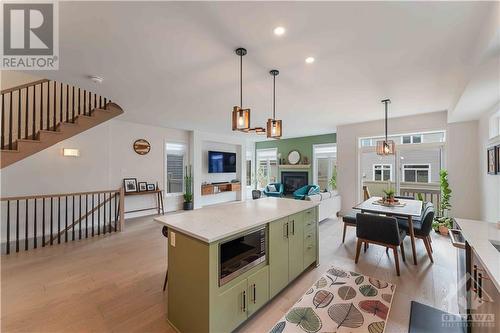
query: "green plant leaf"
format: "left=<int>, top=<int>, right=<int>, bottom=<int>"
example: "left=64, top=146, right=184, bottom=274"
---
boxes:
left=338, top=286, right=357, bottom=300
left=327, top=268, right=348, bottom=278
left=285, top=307, right=322, bottom=333
left=359, top=285, right=378, bottom=297
left=313, top=290, right=334, bottom=308
left=350, top=271, right=360, bottom=277
left=327, top=303, right=364, bottom=329
left=355, top=276, right=364, bottom=285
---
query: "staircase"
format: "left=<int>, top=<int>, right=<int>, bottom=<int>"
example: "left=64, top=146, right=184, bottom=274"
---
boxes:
left=1, top=79, right=123, bottom=168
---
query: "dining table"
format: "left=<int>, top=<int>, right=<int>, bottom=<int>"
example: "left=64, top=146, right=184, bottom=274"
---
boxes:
left=354, top=196, right=423, bottom=265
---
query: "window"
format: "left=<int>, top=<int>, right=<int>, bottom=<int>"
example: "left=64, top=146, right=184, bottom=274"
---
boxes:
left=313, top=144, right=337, bottom=190
left=166, top=143, right=187, bottom=194
left=256, top=148, right=278, bottom=189
left=246, top=160, right=252, bottom=186
left=373, top=164, right=392, bottom=181
left=403, top=164, right=430, bottom=183
left=361, top=139, right=373, bottom=147
left=402, top=134, right=422, bottom=144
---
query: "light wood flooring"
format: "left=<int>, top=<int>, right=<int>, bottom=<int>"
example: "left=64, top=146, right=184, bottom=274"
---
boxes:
left=1, top=214, right=458, bottom=333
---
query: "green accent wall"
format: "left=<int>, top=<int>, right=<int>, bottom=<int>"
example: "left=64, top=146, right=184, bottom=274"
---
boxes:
left=255, top=133, right=336, bottom=183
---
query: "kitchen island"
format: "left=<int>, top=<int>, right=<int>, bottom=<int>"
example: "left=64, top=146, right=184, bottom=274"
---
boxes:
left=154, top=197, right=320, bottom=333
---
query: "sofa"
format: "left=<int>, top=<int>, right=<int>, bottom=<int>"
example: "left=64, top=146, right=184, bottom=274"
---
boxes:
left=306, top=190, right=341, bottom=222
left=293, top=185, right=320, bottom=200
left=263, top=183, right=284, bottom=197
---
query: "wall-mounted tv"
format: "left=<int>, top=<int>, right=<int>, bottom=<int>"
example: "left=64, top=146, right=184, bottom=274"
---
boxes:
left=208, top=151, right=236, bottom=173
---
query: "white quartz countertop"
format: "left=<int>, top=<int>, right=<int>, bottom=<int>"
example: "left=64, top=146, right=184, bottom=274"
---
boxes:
left=455, top=218, right=500, bottom=291
left=154, top=197, right=319, bottom=243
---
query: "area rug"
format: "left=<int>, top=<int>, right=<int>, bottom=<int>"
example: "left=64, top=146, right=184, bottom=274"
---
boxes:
left=269, top=267, right=396, bottom=333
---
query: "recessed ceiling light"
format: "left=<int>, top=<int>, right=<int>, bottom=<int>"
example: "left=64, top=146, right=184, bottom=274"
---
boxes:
left=273, top=26, right=286, bottom=36
left=89, top=75, right=104, bottom=84
left=305, top=57, right=315, bottom=64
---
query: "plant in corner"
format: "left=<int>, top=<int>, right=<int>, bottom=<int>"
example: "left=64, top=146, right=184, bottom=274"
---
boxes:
left=432, top=169, right=453, bottom=235
left=183, top=165, right=193, bottom=210
left=328, top=165, right=337, bottom=191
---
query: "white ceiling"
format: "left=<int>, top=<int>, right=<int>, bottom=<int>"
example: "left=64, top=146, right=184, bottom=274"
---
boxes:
left=27, top=1, right=496, bottom=138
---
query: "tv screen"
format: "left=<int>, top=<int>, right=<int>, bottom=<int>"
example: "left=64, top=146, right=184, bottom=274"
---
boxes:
left=208, top=151, right=236, bottom=173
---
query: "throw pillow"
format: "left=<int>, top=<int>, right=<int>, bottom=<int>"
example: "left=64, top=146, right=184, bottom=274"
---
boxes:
left=267, top=184, right=277, bottom=192
left=307, top=186, right=317, bottom=195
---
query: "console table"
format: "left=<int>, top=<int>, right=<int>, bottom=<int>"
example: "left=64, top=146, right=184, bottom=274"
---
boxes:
left=124, top=189, right=165, bottom=215
left=201, top=182, right=241, bottom=196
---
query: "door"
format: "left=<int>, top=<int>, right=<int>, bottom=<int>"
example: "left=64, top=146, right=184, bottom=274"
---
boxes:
left=288, top=212, right=304, bottom=281
left=269, top=217, right=289, bottom=298
left=247, top=266, right=270, bottom=316
left=211, top=279, right=248, bottom=333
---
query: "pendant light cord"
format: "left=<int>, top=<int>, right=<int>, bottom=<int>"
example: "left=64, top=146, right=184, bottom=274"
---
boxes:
left=240, top=53, right=243, bottom=108
left=385, top=101, right=388, bottom=142
left=273, top=74, right=276, bottom=119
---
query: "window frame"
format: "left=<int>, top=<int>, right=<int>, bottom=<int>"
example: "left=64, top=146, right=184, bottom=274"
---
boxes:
left=402, top=163, right=431, bottom=183
left=372, top=164, right=392, bottom=181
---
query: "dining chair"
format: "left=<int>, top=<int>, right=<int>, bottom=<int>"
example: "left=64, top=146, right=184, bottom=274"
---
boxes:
left=395, top=195, right=414, bottom=200
left=397, top=203, right=435, bottom=263
left=342, top=187, right=372, bottom=243
left=355, top=213, right=406, bottom=276
left=162, top=226, right=169, bottom=291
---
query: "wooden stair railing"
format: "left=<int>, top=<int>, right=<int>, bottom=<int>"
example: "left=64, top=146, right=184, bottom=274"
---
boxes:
left=1, top=79, right=123, bottom=168
left=0, top=188, right=125, bottom=255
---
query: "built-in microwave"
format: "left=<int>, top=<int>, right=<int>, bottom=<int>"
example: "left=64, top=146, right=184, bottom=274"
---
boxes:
left=219, top=227, right=266, bottom=286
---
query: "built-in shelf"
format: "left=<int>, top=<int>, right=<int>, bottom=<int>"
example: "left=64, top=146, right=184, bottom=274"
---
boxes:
left=278, top=164, right=311, bottom=169
left=201, top=182, right=241, bottom=196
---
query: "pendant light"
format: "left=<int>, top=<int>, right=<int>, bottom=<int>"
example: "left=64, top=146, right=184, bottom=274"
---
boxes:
left=232, top=48, right=251, bottom=131
left=376, top=99, right=396, bottom=155
left=267, top=69, right=282, bottom=139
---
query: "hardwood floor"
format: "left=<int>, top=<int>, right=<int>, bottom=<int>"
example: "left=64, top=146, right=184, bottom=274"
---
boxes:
left=1, top=214, right=458, bottom=333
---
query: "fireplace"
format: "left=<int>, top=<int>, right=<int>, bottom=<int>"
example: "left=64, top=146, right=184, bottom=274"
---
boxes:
left=281, top=172, right=308, bottom=195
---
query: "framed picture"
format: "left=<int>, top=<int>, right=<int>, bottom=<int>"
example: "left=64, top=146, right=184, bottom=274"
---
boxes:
left=138, top=182, right=148, bottom=192
left=496, top=145, right=500, bottom=174
left=123, top=178, right=138, bottom=193
left=487, top=147, right=497, bottom=175
left=147, top=184, right=155, bottom=191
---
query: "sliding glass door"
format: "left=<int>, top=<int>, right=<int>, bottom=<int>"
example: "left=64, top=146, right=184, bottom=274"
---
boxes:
left=313, top=144, right=337, bottom=191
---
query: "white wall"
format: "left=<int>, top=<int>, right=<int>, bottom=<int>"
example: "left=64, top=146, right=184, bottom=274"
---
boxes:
left=1, top=119, right=190, bottom=218
left=190, top=131, right=247, bottom=209
left=478, top=104, right=500, bottom=222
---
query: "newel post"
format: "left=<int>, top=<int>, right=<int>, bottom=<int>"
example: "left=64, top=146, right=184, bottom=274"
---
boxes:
left=119, top=186, right=125, bottom=231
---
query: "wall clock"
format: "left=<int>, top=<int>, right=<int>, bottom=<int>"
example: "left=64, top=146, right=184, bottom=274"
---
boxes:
left=133, top=139, right=151, bottom=155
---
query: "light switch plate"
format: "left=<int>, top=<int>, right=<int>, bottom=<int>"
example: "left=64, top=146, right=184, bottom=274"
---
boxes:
left=170, top=232, right=176, bottom=247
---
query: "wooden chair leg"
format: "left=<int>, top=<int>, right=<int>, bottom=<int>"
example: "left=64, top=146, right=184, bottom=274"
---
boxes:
left=392, top=247, right=400, bottom=276
left=162, top=270, right=168, bottom=291
left=364, top=242, right=368, bottom=252
left=400, top=243, right=406, bottom=262
left=342, top=223, right=347, bottom=243
left=355, top=239, right=363, bottom=264
left=385, top=247, right=389, bottom=254
left=427, top=236, right=433, bottom=253
left=423, top=237, right=434, bottom=263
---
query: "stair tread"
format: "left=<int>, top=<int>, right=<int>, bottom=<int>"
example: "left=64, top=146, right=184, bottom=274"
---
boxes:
left=1, top=149, right=19, bottom=153
left=39, top=130, right=62, bottom=134
left=17, top=139, right=41, bottom=143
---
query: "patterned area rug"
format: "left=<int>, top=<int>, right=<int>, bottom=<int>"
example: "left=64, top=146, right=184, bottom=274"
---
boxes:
left=269, top=267, right=396, bottom=333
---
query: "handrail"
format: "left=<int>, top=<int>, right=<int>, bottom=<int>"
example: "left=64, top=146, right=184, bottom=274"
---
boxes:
left=1, top=79, right=50, bottom=95
left=1, top=189, right=120, bottom=201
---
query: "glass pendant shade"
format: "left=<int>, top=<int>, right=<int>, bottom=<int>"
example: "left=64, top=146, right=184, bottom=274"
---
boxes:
left=232, top=106, right=250, bottom=131
left=376, top=140, right=396, bottom=155
left=267, top=118, right=282, bottom=138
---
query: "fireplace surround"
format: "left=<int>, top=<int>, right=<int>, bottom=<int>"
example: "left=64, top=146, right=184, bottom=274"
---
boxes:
left=281, top=171, right=308, bottom=195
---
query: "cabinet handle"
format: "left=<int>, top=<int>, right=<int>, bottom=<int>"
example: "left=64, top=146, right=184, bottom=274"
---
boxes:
left=478, top=273, right=483, bottom=301
left=283, top=222, right=289, bottom=238
left=473, top=265, right=478, bottom=293
left=291, top=220, right=295, bottom=235
left=253, top=284, right=256, bottom=304
left=242, top=290, right=246, bottom=312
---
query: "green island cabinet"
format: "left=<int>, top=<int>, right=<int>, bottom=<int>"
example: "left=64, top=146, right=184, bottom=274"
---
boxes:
left=166, top=206, right=319, bottom=333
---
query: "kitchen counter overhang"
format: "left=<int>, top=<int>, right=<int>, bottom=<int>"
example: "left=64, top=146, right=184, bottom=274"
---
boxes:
left=154, top=197, right=319, bottom=243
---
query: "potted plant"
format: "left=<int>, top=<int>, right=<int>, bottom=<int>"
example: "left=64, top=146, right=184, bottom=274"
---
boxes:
left=432, top=169, right=453, bottom=235
left=183, top=165, right=193, bottom=210
left=382, top=188, right=396, bottom=203
left=329, top=166, right=337, bottom=193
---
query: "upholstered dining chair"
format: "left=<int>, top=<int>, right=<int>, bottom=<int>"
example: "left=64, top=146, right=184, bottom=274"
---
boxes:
left=342, top=187, right=372, bottom=243
left=397, top=202, right=435, bottom=263
left=355, top=213, right=406, bottom=276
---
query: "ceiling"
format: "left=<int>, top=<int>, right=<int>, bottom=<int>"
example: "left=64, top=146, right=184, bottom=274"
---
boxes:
left=24, top=1, right=497, bottom=139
